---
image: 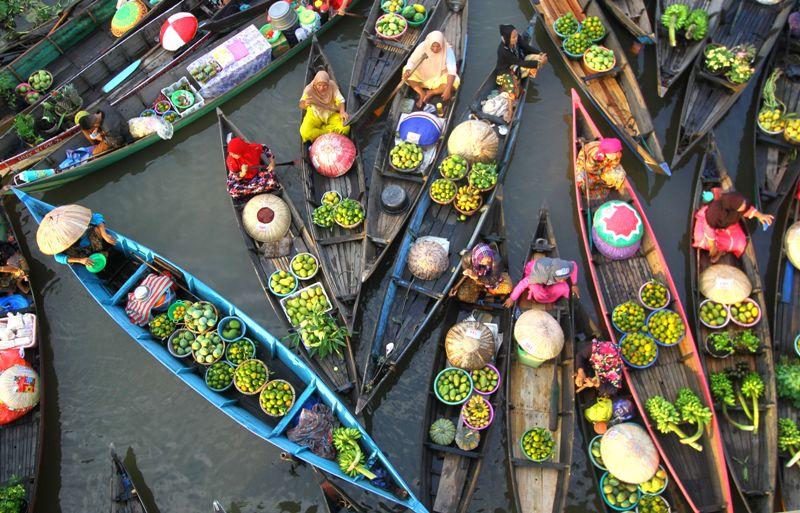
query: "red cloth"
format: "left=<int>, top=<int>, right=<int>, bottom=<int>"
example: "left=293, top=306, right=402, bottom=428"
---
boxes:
left=226, top=138, right=264, bottom=181
left=125, top=274, right=174, bottom=326
left=0, top=350, right=36, bottom=425
left=692, top=205, right=747, bottom=258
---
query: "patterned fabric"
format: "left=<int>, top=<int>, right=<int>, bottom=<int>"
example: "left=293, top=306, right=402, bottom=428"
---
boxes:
left=593, top=201, right=643, bottom=248
left=125, top=274, right=173, bottom=326
left=589, top=340, right=622, bottom=389
left=226, top=148, right=279, bottom=198
left=692, top=205, right=747, bottom=258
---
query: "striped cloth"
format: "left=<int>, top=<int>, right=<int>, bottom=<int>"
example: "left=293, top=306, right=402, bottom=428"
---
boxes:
left=125, top=274, right=173, bottom=326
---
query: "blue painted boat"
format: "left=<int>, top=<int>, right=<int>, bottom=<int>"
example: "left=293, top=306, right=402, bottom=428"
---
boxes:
left=13, top=189, right=428, bottom=513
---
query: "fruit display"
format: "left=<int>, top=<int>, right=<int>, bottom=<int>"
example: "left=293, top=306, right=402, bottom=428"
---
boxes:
left=434, top=367, right=472, bottom=404
left=583, top=45, right=615, bottom=72
left=234, top=359, right=269, bottom=394
left=296, top=312, right=347, bottom=357
left=154, top=100, right=171, bottom=114
left=612, top=301, right=646, bottom=332
left=169, top=329, right=195, bottom=357
left=730, top=299, right=760, bottom=326
left=148, top=313, right=176, bottom=340
left=291, top=253, right=318, bottom=280
left=334, top=199, right=365, bottom=228
left=639, top=467, right=668, bottom=495
left=269, top=270, right=298, bottom=296
left=192, top=332, right=225, bottom=365
left=758, top=107, right=786, bottom=134
left=226, top=338, right=255, bottom=366
left=218, top=316, right=244, bottom=341
left=589, top=435, right=605, bottom=469
left=401, top=3, right=426, bottom=23
left=312, top=204, right=335, bottom=228
left=706, top=332, right=733, bottom=357
left=581, top=16, right=605, bottom=41
left=381, top=0, right=403, bottom=13
left=189, top=60, right=222, bottom=84
left=24, top=91, right=41, bottom=104
left=564, top=32, right=591, bottom=55
left=471, top=365, right=500, bottom=394
left=439, top=155, right=468, bottom=180
left=376, top=13, right=407, bottom=39
left=454, top=185, right=482, bottom=214
left=168, top=301, right=187, bottom=323
left=28, top=70, right=52, bottom=92
left=554, top=12, right=580, bottom=37
left=602, top=473, right=640, bottom=510
left=647, top=309, right=685, bottom=346
left=260, top=379, right=295, bottom=416
left=321, top=191, right=341, bottom=206
left=282, top=284, right=331, bottom=326
left=205, top=361, right=234, bottom=391
left=637, top=495, right=670, bottom=513
left=183, top=301, right=218, bottom=333
left=390, top=141, right=423, bottom=171
left=430, top=178, right=457, bottom=204
left=699, top=299, right=729, bottom=328
left=521, top=427, right=555, bottom=461
left=786, top=118, right=800, bottom=144
left=733, top=329, right=760, bottom=353
left=429, top=418, right=457, bottom=445
left=467, top=163, right=498, bottom=191
left=15, top=83, right=32, bottom=96
left=640, top=281, right=669, bottom=310
left=620, top=332, right=658, bottom=368
left=461, top=394, right=492, bottom=430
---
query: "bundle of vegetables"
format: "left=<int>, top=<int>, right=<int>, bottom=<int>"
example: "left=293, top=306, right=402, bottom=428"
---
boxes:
left=777, top=358, right=800, bottom=408
left=644, top=395, right=702, bottom=451
left=292, top=311, right=347, bottom=358
left=740, top=372, right=764, bottom=433
left=0, top=481, right=26, bottom=513
left=778, top=417, right=800, bottom=467
left=674, top=387, right=712, bottom=446
left=332, top=427, right=377, bottom=479
left=661, top=3, right=689, bottom=46
left=684, top=8, right=709, bottom=41
left=758, top=68, right=786, bottom=134
left=710, top=371, right=754, bottom=431
left=706, top=332, right=733, bottom=357
left=732, top=329, right=760, bottom=353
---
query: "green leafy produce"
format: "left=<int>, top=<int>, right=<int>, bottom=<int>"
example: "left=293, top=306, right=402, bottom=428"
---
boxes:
left=521, top=427, right=555, bottom=461
left=439, top=154, right=468, bottom=180
left=706, top=332, right=733, bottom=356
left=581, top=16, right=605, bottom=40
left=0, top=479, right=26, bottom=513
left=332, top=427, right=377, bottom=479
left=602, top=474, right=640, bottom=510
left=312, top=204, right=335, bottom=228
left=777, top=358, right=800, bottom=409
left=234, top=359, right=268, bottom=394
left=290, top=311, right=347, bottom=359
left=612, top=301, right=646, bottom=332
left=429, top=418, right=457, bottom=445
left=291, top=253, right=318, bottom=279
left=637, top=495, right=670, bottom=513
left=741, top=372, right=765, bottom=433
left=710, top=372, right=754, bottom=432
left=470, top=365, right=499, bottom=393
left=376, top=13, right=407, bottom=38
left=283, top=284, right=331, bottom=326
left=584, top=45, right=615, bottom=72
left=321, top=191, right=341, bottom=206
left=206, top=361, right=234, bottom=391
left=699, top=300, right=729, bottom=327
left=170, top=330, right=195, bottom=357
left=225, top=338, right=255, bottom=366
left=435, top=368, right=471, bottom=403
left=270, top=270, right=297, bottom=296
left=640, top=281, right=669, bottom=309
left=334, top=199, right=365, bottom=228
left=685, top=8, right=709, bottom=41
left=674, top=387, right=711, bottom=446
left=620, top=332, right=657, bottom=367
left=779, top=417, right=800, bottom=468
left=148, top=312, right=176, bottom=340
left=639, top=467, right=667, bottom=494
left=390, top=141, right=423, bottom=170
left=661, top=3, right=689, bottom=47
left=192, top=332, right=224, bottom=365
left=462, top=395, right=491, bottom=429
left=647, top=309, right=684, bottom=346
left=733, top=329, right=760, bottom=353
left=13, top=113, right=42, bottom=145
left=645, top=395, right=702, bottom=451
left=564, top=31, right=590, bottom=55
left=467, top=164, right=498, bottom=190
left=260, top=379, right=294, bottom=416
left=554, top=12, right=580, bottom=36
left=183, top=301, right=217, bottom=333
left=730, top=300, right=760, bottom=325
left=430, top=178, right=457, bottom=203
left=219, top=317, right=243, bottom=341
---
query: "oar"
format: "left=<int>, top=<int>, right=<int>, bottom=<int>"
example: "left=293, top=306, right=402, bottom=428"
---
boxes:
left=576, top=138, right=593, bottom=251
left=372, top=53, right=428, bottom=119
left=337, top=10, right=366, bottom=19
left=48, top=1, right=81, bottom=35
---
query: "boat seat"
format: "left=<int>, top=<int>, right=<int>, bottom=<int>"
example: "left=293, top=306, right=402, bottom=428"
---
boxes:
left=424, top=442, right=480, bottom=459
left=270, top=382, right=317, bottom=438
left=510, top=457, right=569, bottom=470
left=581, top=65, right=623, bottom=83
left=109, top=261, right=151, bottom=306
left=365, top=34, right=412, bottom=52
left=367, top=234, right=390, bottom=246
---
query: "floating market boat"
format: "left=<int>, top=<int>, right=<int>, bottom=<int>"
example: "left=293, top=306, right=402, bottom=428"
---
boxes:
left=216, top=108, right=358, bottom=397
left=571, top=89, right=734, bottom=513
left=753, top=30, right=800, bottom=216
left=655, top=0, right=726, bottom=98
left=599, top=0, right=654, bottom=43
left=419, top=199, right=508, bottom=513
left=110, top=444, right=148, bottom=513
left=772, top=178, right=800, bottom=512
left=13, top=189, right=428, bottom=513
left=300, top=38, right=366, bottom=331
left=344, top=0, right=444, bottom=125
left=3, top=0, right=361, bottom=194
left=355, top=41, right=533, bottom=414
left=690, top=136, right=777, bottom=513
left=504, top=206, right=574, bottom=513
left=0, top=0, right=85, bottom=63
left=311, top=466, right=366, bottom=513
left=361, top=0, right=468, bottom=283
left=531, top=0, right=669, bottom=175
left=672, top=0, right=793, bottom=167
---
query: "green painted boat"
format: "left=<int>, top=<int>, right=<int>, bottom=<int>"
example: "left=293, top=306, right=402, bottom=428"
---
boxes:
left=3, top=5, right=360, bottom=195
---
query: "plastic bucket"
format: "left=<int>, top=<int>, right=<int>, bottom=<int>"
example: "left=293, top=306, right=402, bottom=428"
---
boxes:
left=638, top=281, right=670, bottom=311
left=619, top=333, right=658, bottom=369
left=698, top=299, right=730, bottom=329
left=433, top=367, right=472, bottom=405
left=520, top=428, right=555, bottom=462
left=225, top=337, right=256, bottom=366
left=85, top=253, right=107, bottom=273
left=638, top=465, right=668, bottom=496
left=729, top=298, right=762, bottom=328
left=472, top=363, right=501, bottom=395
left=635, top=496, right=671, bottom=513
left=588, top=434, right=606, bottom=470
left=794, top=334, right=800, bottom=357
left=645, top=310, right=685, bottom=347
left=562, top=39, right=584, bottom=59
left=289, top=253, right=319, bottom=281
left=599, top=472, right=640, bottom=511
left=517, top=343, right=547, bottom=368
left=553, top=17, right=580, bottom=38
left=460, top=396, right=494, bottom=431
left=167, top=300, right=189, bottom=324
left=218, top=315, right=246, bottom=342
left=704, top=333, right=733, bottom=359
left=167, top=329, right=194, bottom=359
left=205, top=361, right=234, bottom=392
left=268, top=271, right=298, bottom=298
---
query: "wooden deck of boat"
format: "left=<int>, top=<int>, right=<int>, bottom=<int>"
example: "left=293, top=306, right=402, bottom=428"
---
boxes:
left=600, top=0, right=654, bottom=43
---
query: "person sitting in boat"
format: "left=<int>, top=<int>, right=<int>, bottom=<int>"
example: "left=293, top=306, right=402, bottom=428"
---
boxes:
left=496, top=24, right=547, bottom=80
left=403, top=31, right=460, bottom=108
left=226, top=136, right=279, bottom=198
left=574, top=339, right=622, bottom=395
left=35, top=204, right=116, bottom=270
left=0, top=238, right=29, bottom=295
left=692, top=188, right=773, bottom=263
left=299, top=71, right=350, bottom=143
left=449, top=242, right=512, bottom=302
left=503, top=256, right=578, bottom=309
left=77, top=109, right=129, bottom=157
left=575, top=137, right=626, bottom=202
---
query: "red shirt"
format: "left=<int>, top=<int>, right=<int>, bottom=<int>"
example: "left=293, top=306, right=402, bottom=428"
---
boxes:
left=226, top=143, right=263, bottom=181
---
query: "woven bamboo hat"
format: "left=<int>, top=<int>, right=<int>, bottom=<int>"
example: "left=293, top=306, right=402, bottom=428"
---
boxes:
left=242, top=194, right=290, bottom=243
left=36, top=204, right=93, bottom=255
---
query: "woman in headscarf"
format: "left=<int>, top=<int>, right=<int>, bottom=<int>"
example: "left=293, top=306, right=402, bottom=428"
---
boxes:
left=575, top=137, right=626, bottom=202
left=692, top=188, right=773, bottom=263
left=37, top=205, right=116, bottom=271
left=77, top=109, right=129, bottom=156
left=403, top=31, right=460, bottom=108
left=449, top=242, right=512, bottom=302
left=225, top=136, right=278, bottom=198
left=299, top=70, right=350, bottom=143
left=496, top=24, right=547, bottom=79
left=503, top=256, right=578, bottom=308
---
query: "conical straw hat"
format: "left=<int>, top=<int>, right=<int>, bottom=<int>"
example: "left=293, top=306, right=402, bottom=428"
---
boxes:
left=36, top=204, right=93, bottom=255
left=0, top=364, right=40, bottom=410
left=242, top=194, right=290, bottom=243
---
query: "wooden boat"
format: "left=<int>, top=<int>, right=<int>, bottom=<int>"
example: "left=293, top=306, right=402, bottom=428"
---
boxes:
left=599, top=0, right=654, bottom=43
left=13, top=189, right=429, bottom=513
left=689, top=136, right=777, bottom=513
left=0, top=197, right=43, bottom=513
left=110, top=445, right=148, bottom=513
left=300, top=38, right=366, bottom=330
left=344, top=0, right=446, bottom=125
left=571, top=89, right=734, bottom=513
left=655, top=0, right=726, bottom=97
left=753, top=30, right=800, bottom=216
left=419, top=200, right=509, bottom=513
left=355, top=43, right=533, bottom=414
left=216, top=108, right=358, bottom=397
left=672, top=0, right=793, bottom=167
left=0, top=0, right=86, bottom=62
left=531, top=0, right=669, bottom=175
left=361, top=0, right=468, bottom=283
left=312, top=467, right=367, bottom=513
left=504, top=206, right=574, bottom=513
left=772, top=178, right=800, bottom=511
left=2, top=0, right=361, bottom=194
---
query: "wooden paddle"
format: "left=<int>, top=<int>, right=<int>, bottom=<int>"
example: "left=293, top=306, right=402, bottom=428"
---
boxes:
left=48, top=1, right=81, bottom=35
left=337, top=10, right=366, bottom=19
left=372, top=53, right=428, bottom=119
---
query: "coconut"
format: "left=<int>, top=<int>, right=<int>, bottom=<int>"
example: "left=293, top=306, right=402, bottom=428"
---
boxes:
left=600, top=422, right=659, bottom=484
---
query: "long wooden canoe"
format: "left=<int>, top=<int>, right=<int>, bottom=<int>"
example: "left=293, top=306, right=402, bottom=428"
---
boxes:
left=419, top=201, right=508, bottom=513
left=571, top=89, right=734, bottom=513
left=344, top=0, right=445, bottom=125
left=300, top=38, right=366, bottom=331
left=110, top=445, right=148, bottom=513
left=599, top=0, right=654, bottom=43
left=531, top=0, right=669, bottom=175
left=362, top=0, right=468, bottom=283
left=0, top=198, right=43, bottom=513
left=655, top=0, right=726, bottom=98
left=672, top=0, right=792, bottom=167
left=2, top=0, right=361, bottom=194
left=772, top=178, right=800, bottom=512
left=504, top=206, right=574, bottom=513
left=13, top=189, right=429, bottom=513
left=690, top=136, right=777, bottom=513
left=216, top=108, right=358, bottom=397
left=0, top=0, right=86, bottom=62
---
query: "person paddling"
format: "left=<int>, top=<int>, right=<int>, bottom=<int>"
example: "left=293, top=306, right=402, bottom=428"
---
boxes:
left=225, top=136, right=278, bottom=198
left=503, top=256, right=578, bottom=308
left=403, top=31, right=460, bottom=108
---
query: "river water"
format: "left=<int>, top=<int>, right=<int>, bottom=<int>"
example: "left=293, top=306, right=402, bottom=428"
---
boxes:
left=12, top=0, right=772, bottom=511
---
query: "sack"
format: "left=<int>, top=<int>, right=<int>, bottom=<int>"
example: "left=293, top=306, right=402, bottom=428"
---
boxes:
left=287, top=403, right=340, bottom=460
left=481, top=92, right=510, bottom=119
left=398, top=112, right=442, bottom=146
left=0, top=350, right=39, bottom=425
left=128, top=116, right=174, bottom=140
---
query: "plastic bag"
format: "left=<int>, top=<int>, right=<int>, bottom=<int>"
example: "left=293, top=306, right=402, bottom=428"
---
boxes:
left=610, top=397, right=636, bottom=425
left=127, top=116, right=174, bottom=140
left=287, top=403, right=340, bottom=460
left=482, top=92, right=510, bottom=119
left=584, top=397, right=612, bottom=423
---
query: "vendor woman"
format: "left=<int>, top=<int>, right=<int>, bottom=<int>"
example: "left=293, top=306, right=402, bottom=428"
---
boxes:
left=496, top=24, right=547, bottom=79
left=574, top=339, right=622, bottom=396
left=449, top=242, right=512, bottom=302
left=693, top=188, right=773, bottom=263
left=504, top=256, right=578, bottom=308
left=575, top=137, right=626, bottom=202
left=35, top=204, right=116, bottom=270
left=403, top=31, right=460, bottom=108
left=77, top=109, right=129, bottom=156
left=299, top=71, right=350, bottom=143
left=226, top=136, right=279, bottom=198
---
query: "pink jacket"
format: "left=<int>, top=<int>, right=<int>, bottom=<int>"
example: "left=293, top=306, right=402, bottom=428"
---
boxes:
left=509, top=258, right=578, bottom=303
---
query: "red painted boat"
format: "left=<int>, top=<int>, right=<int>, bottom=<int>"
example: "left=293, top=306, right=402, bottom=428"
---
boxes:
left=570, top=89, right=734, bottom=513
